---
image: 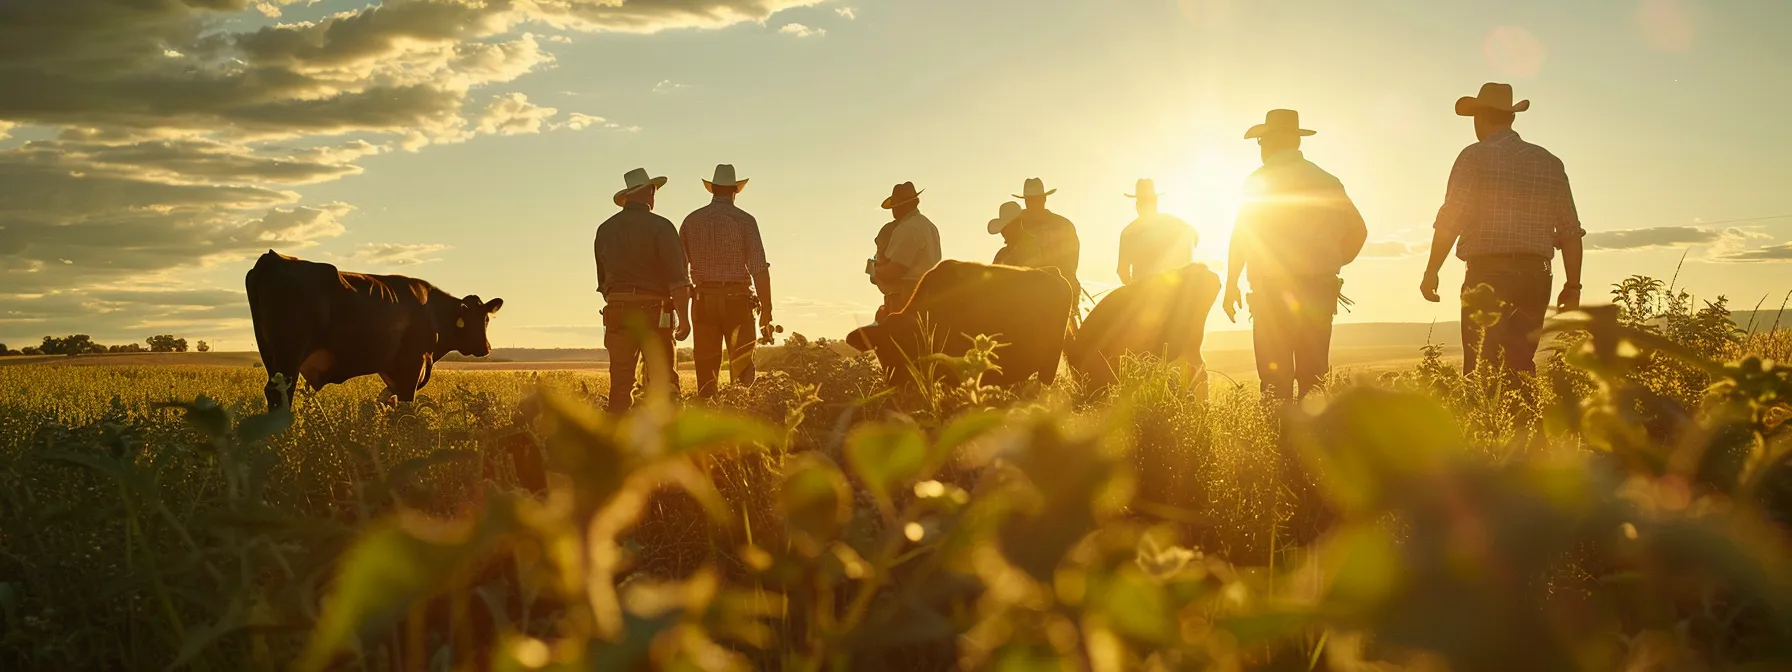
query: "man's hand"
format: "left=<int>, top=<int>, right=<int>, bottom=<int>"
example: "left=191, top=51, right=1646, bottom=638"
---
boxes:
left=759, top=309, right=774, bottom=329
left=1420, top=271, right=1442, bottom=303
left=1222, top=285, right=1242, bottom=323
left=1556, top=285, right=1581, bottom=313
left=674, top=313, right=691, bottom=342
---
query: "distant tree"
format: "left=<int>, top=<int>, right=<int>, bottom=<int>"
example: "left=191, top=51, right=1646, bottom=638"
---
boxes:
left=146, top=334, right=188, bottom=353
left=21, top=347, right=41, bottom=356
left=0, top=343, right=9, bottom=356
left=41, top=334, right=102, bottom=356
left=196, top=340, right=211, bottom=353
left=108, top=343, right=145, bottom=354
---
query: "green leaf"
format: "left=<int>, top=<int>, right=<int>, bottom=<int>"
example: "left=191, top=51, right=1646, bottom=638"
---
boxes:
left=1219, top=609, right=1322, bottom=646
left=666, top=408, right=778, bottom=456
left=1103, top=569, right=1174, bottom=643
left=157, top=397, right=232, bottom=441
left=933, top=409, right=1005, bottom=466
left=781, top=453, right=851, bottom=549
left=296, top=507, right=514, bottom=672
left=38, top=450, right=127, bottom=482
left=846, top=423, right=929, bottom=516
left=235, top=408, right=293, bottom=444
left=1295, top=388, right=1465, bottom=514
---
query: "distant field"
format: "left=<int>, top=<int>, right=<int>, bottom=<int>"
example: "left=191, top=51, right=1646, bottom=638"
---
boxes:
left=0, top=343, right=1460, bottom=385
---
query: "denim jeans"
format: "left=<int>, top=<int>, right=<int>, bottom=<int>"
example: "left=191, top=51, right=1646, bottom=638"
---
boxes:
left=1461, top=256, right=1553, bottom=376
left=692, top=288, right=758, bottom=398
left=1249, top=278, right=1339, bottom=400
left=603, top=301, right=676, bottom=413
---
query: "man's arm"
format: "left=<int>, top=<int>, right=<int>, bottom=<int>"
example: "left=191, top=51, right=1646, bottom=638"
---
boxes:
left=1116, top=228, right=1133, bottom=285
left=658, top=220, right=694, bottom=340
left=877, top=220, right=918, bottom=284
left=744, top=216, right=774, bottom=321
left=1336, top=189, right=1369, bottom=266
left=1422, top=147, right=1477, bottom=301
left=1223, top=219, right=1247, bottom=322
left=1554, top=159, right=1586, bottom=311
left=593, top=229, right=607, bottom=294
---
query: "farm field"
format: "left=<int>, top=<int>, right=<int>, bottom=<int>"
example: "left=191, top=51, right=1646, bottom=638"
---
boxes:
left=3, top=289, right=1792, bottom=671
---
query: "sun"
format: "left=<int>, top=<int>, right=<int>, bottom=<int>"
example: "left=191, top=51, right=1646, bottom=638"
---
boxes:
left=1157, top=146, right=1252, bottom=264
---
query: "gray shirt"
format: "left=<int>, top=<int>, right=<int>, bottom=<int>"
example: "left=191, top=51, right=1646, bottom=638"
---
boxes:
left=595, top=203, right=691, bottom=299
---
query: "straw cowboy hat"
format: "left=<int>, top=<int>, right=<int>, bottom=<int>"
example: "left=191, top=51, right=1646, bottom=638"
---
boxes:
left=1455, top=82, right=1530, bottom=116
left=1124, top=178, right=1164, bottom=199
left=1243, top=109, right=1316, bottom=139
left=613, top=167, right=668, bottom=206
left=702, top=164, right=748, bottom=192
left=1013, top=177, right=1056, bottom=199
left=987, top=201, right=1024, bottom=235
left=881, top=181, right=924, bottom=209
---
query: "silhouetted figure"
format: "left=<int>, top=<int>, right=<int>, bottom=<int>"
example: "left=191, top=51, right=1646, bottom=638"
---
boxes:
left=988, top=201, right=1044, bottom=267
left=869, top=182, right=942, bottom=321
left=595, top=167, right=691, bottom=413
left=680, top=164, right=772, bottom=398
left=1013, top=177, right=1081, bottom=297
left=1421, top=83, right=1585, bottom=376
left=1117, top=178, right=1196, bottom=285
left=1223, top=110, right=1368, bottom=400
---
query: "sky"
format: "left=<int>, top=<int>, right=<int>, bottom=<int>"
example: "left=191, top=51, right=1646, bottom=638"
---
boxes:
left=2, top=0, right=1790, bottom=351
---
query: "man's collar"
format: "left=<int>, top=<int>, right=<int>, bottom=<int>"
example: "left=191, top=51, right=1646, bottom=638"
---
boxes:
left=1264, top=148, right=1304, bottom=164
left=710, top=195, right=736, bottom=205
left=622, top=202, right=650, bottom=211
left=1483, top=128, right=1520, bottom=143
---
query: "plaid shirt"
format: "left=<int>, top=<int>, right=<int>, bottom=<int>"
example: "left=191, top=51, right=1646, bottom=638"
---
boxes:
left=679, top=196, right=770, bottom=285
left=1434, top=130, right=1585, bottom=259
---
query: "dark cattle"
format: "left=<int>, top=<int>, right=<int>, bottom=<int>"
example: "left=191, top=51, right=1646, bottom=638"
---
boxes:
left=847, top=260, right=1074, bottom=387
left=246, top=250, right=503, bottom=409
left=1067, top=263, right=1220, bottom=394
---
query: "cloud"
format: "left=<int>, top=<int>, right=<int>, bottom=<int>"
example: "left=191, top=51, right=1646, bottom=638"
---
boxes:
left=778, top=23, right=826, bottom=37
left=1583, top=225, right=1765, bottom=251
left=1715, top=243, right=1792, bottom=263
left=0, top=0, right=819, bottom=347
left=345, top=243, right=452, bottom=267
left=836, top=7, right=856, bottom=20
left=477, top=92, right=558, bottom=136
left=653, top=79, right=692, bottom=94
left=1359, top=241, right=1416, bottom=258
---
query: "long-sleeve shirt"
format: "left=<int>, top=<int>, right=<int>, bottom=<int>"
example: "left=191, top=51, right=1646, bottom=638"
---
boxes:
left=679, top=196, right=770, bottom=288
left=1432, top=129, right=1585, bottom=259
left=1229, top=149, right=1367, bottom=287
left=1021, top=208, right=1080, bottom=284
left=594, top=202, right=690, bottom=300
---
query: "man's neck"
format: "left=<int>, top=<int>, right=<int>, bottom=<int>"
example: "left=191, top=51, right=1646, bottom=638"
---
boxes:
left=711, top=193, right=735, bottom=204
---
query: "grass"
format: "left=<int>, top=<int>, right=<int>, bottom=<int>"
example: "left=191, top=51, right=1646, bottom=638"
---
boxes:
left=2, top=276, right=1790, bottom=670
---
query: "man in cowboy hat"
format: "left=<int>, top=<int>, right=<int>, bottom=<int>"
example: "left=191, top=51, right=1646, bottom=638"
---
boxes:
left=1013, top=177, right=1081, bottom=296
left=1223, top=109, right=1368, bottom=400
left=1420, top=82, right=1585, bottom=377
left=595, top=167, right=691, bottom=413
left=1116, top=178, right=1196, bottom=285
left=869, top=182, right=941, bottom=320
left=988, top=201, right=1044, bottom=267
left=679, top=164, right=773, bottom=398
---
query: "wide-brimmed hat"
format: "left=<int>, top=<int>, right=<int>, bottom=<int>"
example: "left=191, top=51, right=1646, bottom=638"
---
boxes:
left=987, top=201, right=1023, bottom=235
left=702, top=164, right=748, bottom=192
left=1455, top=82, right=1530, bottom=117
left=881, top=181, right=923, bottom=209
left=1124, top=178, right=1164, bottom=199
left=613, top=167, right=668, bottom=206
left=1243, top=109, right=1316, bottom=139
left=1012, top=177, right=1056, bottom=199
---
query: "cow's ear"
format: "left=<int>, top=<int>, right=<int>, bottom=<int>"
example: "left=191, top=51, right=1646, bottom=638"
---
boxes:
left=484, top=298, right=504, bottom=314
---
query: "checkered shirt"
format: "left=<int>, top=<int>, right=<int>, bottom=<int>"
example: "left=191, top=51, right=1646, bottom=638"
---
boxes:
left=679, top=196, right=770, bottom=285
left=1433, top=130, right=1585, bottom=259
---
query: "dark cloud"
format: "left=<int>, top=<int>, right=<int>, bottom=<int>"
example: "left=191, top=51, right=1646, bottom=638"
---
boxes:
left=0, top=0, right=818, bottom=346
left=1584, top=226, right=1729, bottom=250
left=1716, top=243, right=1792, bottom=263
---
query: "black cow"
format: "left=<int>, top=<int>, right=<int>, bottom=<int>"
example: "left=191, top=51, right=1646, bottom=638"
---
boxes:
left=1067, top=263, right=1220, bottom=394
left=847, top=260, right=1074, bottom=387
left=245, top=250, right=503, bottom=409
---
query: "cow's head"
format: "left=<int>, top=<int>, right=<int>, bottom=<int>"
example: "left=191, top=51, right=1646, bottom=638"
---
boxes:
left=447, top=295, right=504, bottom=357
left=846, top=313, right=925, bottom=385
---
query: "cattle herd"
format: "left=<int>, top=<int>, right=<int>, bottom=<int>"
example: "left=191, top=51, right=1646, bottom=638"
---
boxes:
left=247, top=250, right=1217, bottom=408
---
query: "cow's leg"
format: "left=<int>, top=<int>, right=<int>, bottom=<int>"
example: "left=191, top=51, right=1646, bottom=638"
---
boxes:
left=378, top=356, right=425, bottom=406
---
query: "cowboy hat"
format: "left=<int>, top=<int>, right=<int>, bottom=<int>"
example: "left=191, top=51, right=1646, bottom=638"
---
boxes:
left=881, top=181, right=924, bottom=209
left=987, top=201, right=1023, bottom=235
left=1012, top=177, right=1056, bottom=199
left=613, top=167, right=668, bottom=206
left=1455, top=82, right=1530, bottom=116
left=1243, top=109, right=1316, bottom=139
left=702, top=164, right=749, bottom=192
left=1124, top=178, right=1164, bottom=199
